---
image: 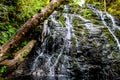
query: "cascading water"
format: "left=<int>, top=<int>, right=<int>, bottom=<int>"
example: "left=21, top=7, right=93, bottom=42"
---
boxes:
left=30, top=9, right=79, bottom=80
left=87, top=4, right=120, bottom=50
left=12, top=1, right=120, bottom=80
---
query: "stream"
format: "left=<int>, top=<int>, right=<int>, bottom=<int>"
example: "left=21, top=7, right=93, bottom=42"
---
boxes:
left=10, top=1, right=120, bottom=80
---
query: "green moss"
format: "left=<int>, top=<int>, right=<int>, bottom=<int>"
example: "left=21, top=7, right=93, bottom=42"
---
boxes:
left=84, top=28, right=89, bottom=36
left=90, top=18, right=103, bottom=25
left=71, top=37, right=76, bottom=48
left=112, top=60, right=120, bottom=74
left=80, top=7, right=93, bottom=18
left=75, top=31, right=82, bottom=37
left=68, top=4, right=80, bottom=14
left=58, top=15, right=65, bottom=27
left=93, top=41, right=98, bottom=47
left=101, top=28, right=115, bottom=44
left=114, top=29, right=120, bottom=41
left=72, top=17, right=82, bottom=26
left=22, top=52, right=28, bottom=58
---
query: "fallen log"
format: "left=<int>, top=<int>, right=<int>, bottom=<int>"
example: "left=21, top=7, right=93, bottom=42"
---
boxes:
left=0, top=40, right=36, bottom=66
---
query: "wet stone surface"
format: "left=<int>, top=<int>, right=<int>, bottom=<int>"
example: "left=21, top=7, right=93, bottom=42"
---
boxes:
left=8, top=4, right=120, bottom=80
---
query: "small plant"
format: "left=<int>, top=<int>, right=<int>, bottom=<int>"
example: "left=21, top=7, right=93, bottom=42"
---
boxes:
left=0, top=66, right=7, bottom=73
left=80, top=8, right=92, bottom=18
left=0, top=24, right=16, bottom=45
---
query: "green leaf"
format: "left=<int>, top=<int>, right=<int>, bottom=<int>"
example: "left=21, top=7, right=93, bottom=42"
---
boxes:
left=2, top=32, right=8, bottom=38
left=8, top=28, right=16, bottom=33
left=0, top=66, right=7, bottom=73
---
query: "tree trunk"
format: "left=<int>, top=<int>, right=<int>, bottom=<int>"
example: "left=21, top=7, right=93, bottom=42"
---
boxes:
left=0, top=40, right=36, bottom=66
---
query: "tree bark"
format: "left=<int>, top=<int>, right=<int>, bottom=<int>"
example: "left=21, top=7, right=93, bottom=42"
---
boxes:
left=0, top=40, right=36, bottom=66
left=0, top=0, right=69, bottom=62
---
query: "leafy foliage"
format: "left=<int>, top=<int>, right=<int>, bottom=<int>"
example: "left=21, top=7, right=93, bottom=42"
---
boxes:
left=80, top=7, right=92, bottom=18
left=17, top=0, right=50, bottom=19
left=0, top=66, right=7, bottom=73
left=0, top=0, right=50, bottom=45
left=0, top=24, right=16, bottom=45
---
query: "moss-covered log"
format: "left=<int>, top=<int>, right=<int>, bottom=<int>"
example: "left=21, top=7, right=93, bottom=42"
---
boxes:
left=0, top=40, right=36, bottom=66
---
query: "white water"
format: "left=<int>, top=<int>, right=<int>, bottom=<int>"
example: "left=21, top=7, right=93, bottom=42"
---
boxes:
left=31, top=38, right=47, bottom=72
left=101, top=12, right=120, bottom=50
left=64, top=14, right=72, bottom=40
left=78, top=0, right=85, bottom=7
left=48, top=48, right=63, bottom=76
left=106, top=12, right=120, bottom=30
left=86, top=4, right=120, bottom=50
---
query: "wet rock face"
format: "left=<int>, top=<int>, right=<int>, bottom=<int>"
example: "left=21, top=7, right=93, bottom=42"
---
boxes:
left=11, top=4, right=120, bottom=80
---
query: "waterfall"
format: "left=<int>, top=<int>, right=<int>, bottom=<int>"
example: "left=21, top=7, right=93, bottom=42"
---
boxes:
left=15, top=2, right=120, bottom=80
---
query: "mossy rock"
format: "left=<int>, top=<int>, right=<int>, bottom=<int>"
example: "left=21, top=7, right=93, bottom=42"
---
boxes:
left=56, top=14, right=65, bottom=27
left=69, top=4, right=81, bottom=14
left=101, top=28, right=116, bottom=44
left=112, top=60, right=120, bottom=75
left=72, top=17, right=82, bottom=26
left=80, top=7, right=93, bottom=18
left=114, top=29, right=120, bottom=41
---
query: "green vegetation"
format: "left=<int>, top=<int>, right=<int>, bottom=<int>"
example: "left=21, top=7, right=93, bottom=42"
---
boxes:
left=0, top=0, right=50, bottom=45
left=59, top=15, right=65, bottom=27
left=0, top=0, right=50, bottom=74
left=17, top=0, right=50, bottom=19
left=0, top=24, right=16, bottom=45
left=0, top=66, right=7, bottom=73
left=71, top=37, right=76, bottom=48
left=80, top=6, right=92, bottom=18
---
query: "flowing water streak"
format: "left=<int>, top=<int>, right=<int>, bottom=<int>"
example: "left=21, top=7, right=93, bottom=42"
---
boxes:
left=64, top=14, right=72, bottom=40
left=48, top=47, right=64, bottom=76
left=50, top=11, right=58, bottom=24
left=78, top=0, right=85, bottom=7
left=31, top=24, right=50, bottom=72
left=105, top=12, right=120, bottom=30
left=101, top=12, right=120, bottom=50
left=48, top=12, right=73, bottom=77
left=71, top=13, right=100, bottom=35
left=48, top=9, right=80, bottom=77
left=31, top=38, right=47, bottom=72
left=86, top=4, right=120, bottom=50
left=45, top=54, right=54, bottom=68
left=64, top=5, right=80, bottom=51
